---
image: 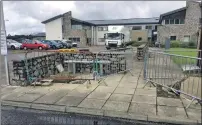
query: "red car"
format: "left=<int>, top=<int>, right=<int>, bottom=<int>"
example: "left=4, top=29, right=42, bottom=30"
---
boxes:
left=21, top=40, right=49, bottom=50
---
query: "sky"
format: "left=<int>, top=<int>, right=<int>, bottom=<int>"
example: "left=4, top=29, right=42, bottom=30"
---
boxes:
left=3, top=1, right=186, bottom=35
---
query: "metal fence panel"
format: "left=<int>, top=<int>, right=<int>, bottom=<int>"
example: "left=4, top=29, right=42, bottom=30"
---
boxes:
left=144, top=49, right=202, bottom=108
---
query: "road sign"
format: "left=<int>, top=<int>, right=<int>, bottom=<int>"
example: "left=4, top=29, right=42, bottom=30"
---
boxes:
left=1, top=29, right=7, bottom=55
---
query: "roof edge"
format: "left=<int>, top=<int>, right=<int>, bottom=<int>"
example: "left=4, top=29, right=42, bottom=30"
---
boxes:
left=41, top=14, right=63, bottom=24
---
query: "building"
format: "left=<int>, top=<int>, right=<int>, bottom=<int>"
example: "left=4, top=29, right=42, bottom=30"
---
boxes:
left=32, top=32, right=46, bottom=40
left=158, top=1, right=201, bottom=44
left=42, top=12, right=159, bottom=46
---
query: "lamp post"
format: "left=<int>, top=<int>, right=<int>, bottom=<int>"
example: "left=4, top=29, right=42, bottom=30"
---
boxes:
left=1, top=1, right=10, bottom=86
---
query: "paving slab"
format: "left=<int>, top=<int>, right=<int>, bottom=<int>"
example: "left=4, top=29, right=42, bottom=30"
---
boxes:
left=157, top=106, right=187, bottom=119
left=78, top=98, right=106, bottom=109
left=104, top=74, right=124, bottom=82
left=34, top=89, right=69, bottom=104
left=108, top=93, right=132, bottom=102
left=114, top=88, right=135, bottom=95
left=186, top=108, right=202, bottom=123
left=132, top=95, right=156, bottom=104
left=50, top=83, right=80, bottom=91
left=13, top=93, right=44, bottom=103
left=100, top=81, right=119, bottom=87
left=118, top=83, right=137, bottom=89
left=1, top=86, right=18, bottom=96
left=87, top=91, right=111, bottom=100
left=181, top=98, right=201, bottom=110
left=136, top=83, right=156, bottom=89
left=26, top=87, right=54, bottom=95
left=31, top=103, right=66, bottom=112
left=76, top=83, right=98, bottom=92
left=66, top=89, right=91, bottom=97
left=56, top=96, right=85, bottom=106
left=157, top=97, right=183, bottom=107
left=135, top=88, right=156, bottom=96
left=121, top=76, right=139, bottom=83
left=129, top=103, right=156, bottom=116
left=94, top=86, right=116, bottom=93
left=102, top=101, right=130, bottom=112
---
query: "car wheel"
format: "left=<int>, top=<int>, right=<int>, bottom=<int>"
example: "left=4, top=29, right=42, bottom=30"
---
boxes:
left=38, top=46, right=43, bottom=50
left=11, top=45, right=16, bottom=50
left=23, top=46, right=27, bottom=50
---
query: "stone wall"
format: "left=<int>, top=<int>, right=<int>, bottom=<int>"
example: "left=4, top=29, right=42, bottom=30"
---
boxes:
left=12, top=53, right=63, bottom=86
left=11, top=52, right=127, bottom=86
left=157, top=1, right=201, bottom=43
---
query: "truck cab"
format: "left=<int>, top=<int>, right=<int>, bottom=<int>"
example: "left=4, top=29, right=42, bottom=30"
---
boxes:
left=104, top=32, right=125, bottom=50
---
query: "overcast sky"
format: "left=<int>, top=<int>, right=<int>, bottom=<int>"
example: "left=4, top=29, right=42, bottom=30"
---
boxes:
left=3, top=1, right=186, bottom=35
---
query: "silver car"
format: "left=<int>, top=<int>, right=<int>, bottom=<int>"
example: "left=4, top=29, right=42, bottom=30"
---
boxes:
left=7, top=39, right=22, bottom=50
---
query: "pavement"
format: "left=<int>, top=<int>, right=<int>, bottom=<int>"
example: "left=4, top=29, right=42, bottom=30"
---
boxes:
left=1, top=59, right=201, bottom=124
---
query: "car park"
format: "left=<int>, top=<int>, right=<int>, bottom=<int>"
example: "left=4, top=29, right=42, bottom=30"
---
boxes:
left=41, top=40, right=62, bottom=49
left=7, top=39, right=22, bottom=50
left=21, top=40, right=49, bottom=50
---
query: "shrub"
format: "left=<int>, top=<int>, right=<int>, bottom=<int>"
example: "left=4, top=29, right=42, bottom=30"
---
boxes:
left=180, top=42, right=188, bottom=48
left=188, top=41, right=197, bottom=48
left=170, top=40, right=180, bottom=48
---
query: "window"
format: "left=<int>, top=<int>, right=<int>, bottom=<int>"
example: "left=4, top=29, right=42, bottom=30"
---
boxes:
left=165, top=20, right=169, bottom=24
left=98, top=27, right=103, bottom=31
left=98, top=38, right=105, bottom=42
left=183, top=35, right=190, bottom=42
left=62, top=25, right=64, bottom=33
left=138, top=37, right=142, bottom=41
left=98, top=27, right=108, bottom=31
left=180, top=19, right=185, bottom=24
left=132, top=26, right=142, bottom=30
left=175, top=19, right=180, bottom=24
left=170, top=36, right=176, bottom=41
left=71, top=25, right=82, bottom=30
left=170, top=19, right=174, bottom=24
left=146, top=26, right=152, bottom=29
left=69, top=37, right=80, bottom=42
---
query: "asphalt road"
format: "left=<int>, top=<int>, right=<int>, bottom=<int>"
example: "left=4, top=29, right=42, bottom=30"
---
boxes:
left=1, top=106, right=161, bottom=125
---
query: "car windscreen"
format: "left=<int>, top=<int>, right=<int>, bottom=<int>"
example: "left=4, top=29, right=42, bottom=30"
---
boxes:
left=50, top=40, right=58, bottom=44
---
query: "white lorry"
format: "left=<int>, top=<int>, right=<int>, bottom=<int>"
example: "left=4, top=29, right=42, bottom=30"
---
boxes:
left=104, top=26, right=130, bottom=49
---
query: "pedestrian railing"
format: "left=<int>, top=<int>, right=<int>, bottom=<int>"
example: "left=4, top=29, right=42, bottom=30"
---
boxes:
left=143, top=49, right=202, bottom=108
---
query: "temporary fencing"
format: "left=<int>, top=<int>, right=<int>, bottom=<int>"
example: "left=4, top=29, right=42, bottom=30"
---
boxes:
left=144, top=49, right=202, bottom=108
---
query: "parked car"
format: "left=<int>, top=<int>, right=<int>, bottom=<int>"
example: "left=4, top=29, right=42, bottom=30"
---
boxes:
left=7, top=39, right=22, bottom=50
left=41, top=40, right=62, bottom=49
left=54, top=40, right=71, bottom=49
left=62, top=39, right=77, bottom=47
left=21, top=40, right=49, bottom=50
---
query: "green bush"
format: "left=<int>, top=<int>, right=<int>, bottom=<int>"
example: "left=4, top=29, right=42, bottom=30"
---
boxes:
left=170, top=40, right=180, bottom=48
left=188, top=41, right=197, bottom=48
left=180, top=42, right=188, bottom=48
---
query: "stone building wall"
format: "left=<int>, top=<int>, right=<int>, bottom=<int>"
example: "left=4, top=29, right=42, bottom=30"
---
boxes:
left=157, top=1, right=201, bottom=43
left=62, top=11, right=92, bottom=46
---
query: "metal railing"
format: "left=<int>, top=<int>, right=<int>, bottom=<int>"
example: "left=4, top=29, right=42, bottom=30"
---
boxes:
left=144, top=49, right=202, bottom=108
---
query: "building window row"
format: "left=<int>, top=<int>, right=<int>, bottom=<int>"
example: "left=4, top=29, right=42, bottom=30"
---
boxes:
left=98, top=27, right=108, bottom=31
left=132, top=26, right=142, bottom=30
left=165, top=19, right=185, bottom=25
left=69, top=37, right=80, bottom=42
left=72, top=25, right=83, bottom=30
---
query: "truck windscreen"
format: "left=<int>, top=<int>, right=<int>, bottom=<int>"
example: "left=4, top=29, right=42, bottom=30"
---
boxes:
left=107, top=33, right=121, bottom=40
